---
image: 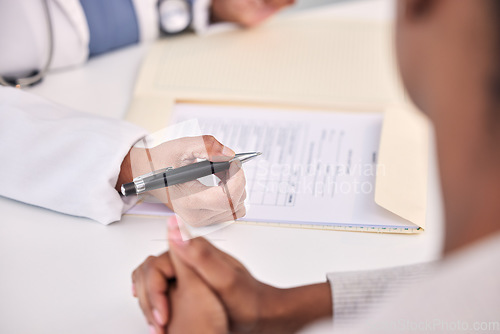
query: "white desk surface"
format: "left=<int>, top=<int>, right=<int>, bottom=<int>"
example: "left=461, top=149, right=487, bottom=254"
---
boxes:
left=0, top=1, right=444, bottom=333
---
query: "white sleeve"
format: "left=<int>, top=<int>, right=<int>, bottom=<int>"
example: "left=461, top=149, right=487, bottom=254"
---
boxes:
left=0, top=0, right=89, bottom=78
left=191, top=0, right=239, bottom=35
left=131, top=0, right=160, bottom=42
left=327, top=263, right=433, bottom=331
left=0, top=87, right=147, bottom=225
left=130, top=0, right=226, bottom=37
left=191, top=0, right=212, bottom=33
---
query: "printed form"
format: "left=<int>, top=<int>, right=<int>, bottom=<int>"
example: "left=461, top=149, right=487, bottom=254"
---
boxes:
left=172, top=104, right=413, bottom=228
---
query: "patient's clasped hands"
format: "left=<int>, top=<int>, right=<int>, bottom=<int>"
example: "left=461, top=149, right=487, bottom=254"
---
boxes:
left=132, top=217, right=333, bottom=334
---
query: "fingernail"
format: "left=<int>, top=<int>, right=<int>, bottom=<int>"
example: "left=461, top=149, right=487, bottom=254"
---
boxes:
left=167, top=216, right=177, bottom=229
left=222, top=146, right=235, bottom=157
left=153, top=309, right=165, bottom=326
left=233, top=159, right=242, bottom=169
left=167, top=218, right=189, bottom=247
left=169, top=229, right=189, bottom=247
left=168, top=224, right=181, bottom=240
left=132, top=283, right=136, bottom=296
left=149, top=325, right=156, bottom=334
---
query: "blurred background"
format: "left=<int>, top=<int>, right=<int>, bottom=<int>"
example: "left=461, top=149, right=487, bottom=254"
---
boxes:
left=285, top=0, right=348, bottom=13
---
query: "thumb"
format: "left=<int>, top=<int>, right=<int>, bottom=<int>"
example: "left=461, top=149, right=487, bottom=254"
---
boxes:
left=203, top=135, right=235, bottom=162
left=196, top=135, right=235, bottom=162
left=167, top=217, right=198, bottom=283
left=167, top=217, right=242, bottom=298
left=158, top=136, right=235, bottom=167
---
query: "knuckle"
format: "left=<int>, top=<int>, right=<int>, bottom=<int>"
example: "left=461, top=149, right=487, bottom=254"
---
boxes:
left=203, top=135, right=217, bottom=147
left=191, top=240, right=212, bottom=263
left=220, top=270, right=239, bottom=292
left=143, top=256, right=157, bottom=270
left=158, top=251, right=170, bottom=260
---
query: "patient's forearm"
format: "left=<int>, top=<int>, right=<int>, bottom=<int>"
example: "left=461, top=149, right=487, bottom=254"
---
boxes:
left=269, top=282, right=333, bottom=333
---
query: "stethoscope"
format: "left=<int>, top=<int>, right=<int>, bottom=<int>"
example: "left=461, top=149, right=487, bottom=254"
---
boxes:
left=0, top=0, right=191, bottom=89
left=0, top=0, right=54, bottom=88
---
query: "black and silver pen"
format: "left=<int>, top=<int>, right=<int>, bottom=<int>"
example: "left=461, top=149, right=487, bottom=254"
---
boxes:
left=121, top=152, right=262, bottom=196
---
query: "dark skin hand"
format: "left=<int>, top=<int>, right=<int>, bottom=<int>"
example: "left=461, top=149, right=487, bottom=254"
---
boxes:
left=165, top=234, right=228, bottom=334
left=132, top=217, right=332, bottom=334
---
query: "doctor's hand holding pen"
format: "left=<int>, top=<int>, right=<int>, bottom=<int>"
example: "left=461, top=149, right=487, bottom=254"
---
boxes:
left=212, top=0, right=296, bottom=27
left=116, top=135, right=248, bottom=227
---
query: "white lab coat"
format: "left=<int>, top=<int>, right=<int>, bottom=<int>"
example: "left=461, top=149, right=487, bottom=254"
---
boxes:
left=0, top=0, right=211, bottom=77
left=0, top=0, right=217, bottom=224
left=0, top=87, right=147, bottom=224
left=0, top=0, right=159, bottom=77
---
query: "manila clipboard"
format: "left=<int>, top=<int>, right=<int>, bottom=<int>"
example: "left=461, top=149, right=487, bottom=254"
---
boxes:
left=125, top=16, right=430, bottom=233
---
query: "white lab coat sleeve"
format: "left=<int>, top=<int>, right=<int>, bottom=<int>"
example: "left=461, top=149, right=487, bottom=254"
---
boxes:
left=130, top=0, right=160, bottom=42
left=0, top=87, right=147, bottom=225
left=0, top=0, right=89, bottom=77
left=192, top=0, right=212, bottom=34
left=129, top=0, right=218, bottom=37
left=191, top=0, right=238, bottom=35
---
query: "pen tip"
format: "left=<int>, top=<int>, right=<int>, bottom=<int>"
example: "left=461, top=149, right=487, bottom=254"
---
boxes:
left=256, top=152, right=262, bottom=156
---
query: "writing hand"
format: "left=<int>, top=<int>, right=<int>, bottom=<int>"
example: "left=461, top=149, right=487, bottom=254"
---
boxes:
left=211, top=0, right=295, bottom=27
left=118, top=135, right=247, bottom=227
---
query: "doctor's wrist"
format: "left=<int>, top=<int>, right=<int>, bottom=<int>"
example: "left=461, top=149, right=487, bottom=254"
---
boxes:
left=115, top=147, right=176, bottom=212
left=115, top=148, right=133, bottom=193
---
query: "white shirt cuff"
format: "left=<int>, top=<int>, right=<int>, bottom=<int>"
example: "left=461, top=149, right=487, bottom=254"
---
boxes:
left=191, top=0, right=239, bottom=35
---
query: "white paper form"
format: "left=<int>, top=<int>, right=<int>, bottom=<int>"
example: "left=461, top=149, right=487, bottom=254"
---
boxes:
left=172, top=103, right=412, bottom=227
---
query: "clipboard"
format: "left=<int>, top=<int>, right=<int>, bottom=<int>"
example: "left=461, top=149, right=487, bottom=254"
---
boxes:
left=125, top=16, right=430, bottom=233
